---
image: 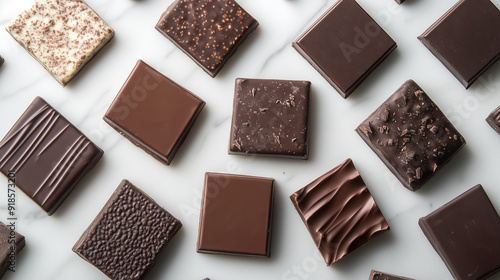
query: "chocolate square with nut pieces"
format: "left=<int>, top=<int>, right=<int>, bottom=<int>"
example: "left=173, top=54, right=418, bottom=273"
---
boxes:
left=155, top=0, right=259, bottom=77
left=0, top=97, right=103, bottom=215
left=229, top=78, right=310, bottom=159
left=290, top=158, right=389, bottom=266
left=104, top=60, right=205, bottom=165
left=418, top=0, right=500, bottom=88
left=0, top=222, right=25, bottom=278
left=419, top=185, right=500, bottom=280
left=197, top=172, right=274, bottom=257
left=486, top=105, right=500, bottom=135
left=292, top=0, right=396, bottom=98
left=356, top=80, right=466, bottom=191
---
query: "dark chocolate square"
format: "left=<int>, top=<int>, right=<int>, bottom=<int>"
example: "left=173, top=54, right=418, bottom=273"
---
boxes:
left=356, top=80, right=466, bottom=191
left=197, top=172, right=274, bottom=257
left=73, top=180, right=182, bottom=280
left=369, top=270, right=414, bottom=280
left=418, top=0, right=500, bottom=89
left=290, top=158, right=389, bottom=265
left=0, top=222, right=25, bottom=278
left=104, top=60, right=205, bottom=166
left=486, top=105, right=500, bottom=135
left=395, top=0, right=405, bottom=4
left=0, top=55, right=4, bottom=67
left=419, top=185, right=500, bottom=280
left=0, top=97, right=103, bottom=215
left=292, top=0, right=396, bottom=98
left=155, top=0, right=259, bottom=77
left=229, top=78, right=310, bottom=159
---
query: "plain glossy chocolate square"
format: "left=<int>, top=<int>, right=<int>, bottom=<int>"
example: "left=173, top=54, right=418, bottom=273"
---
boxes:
left=486, top=106, right=500, bottom=135
left=0, top=222, right=25, bottom=278
left=73, top=180, right=182, bottom=280
left=104, top=60, right=205, bottom=166
left=290, top=158, right=389, bottom=265
left=369, top=270, right=414, bottom=280
left=197, top=172, right=274, bottom=257
left=418, top=0, right=500, bottom=88
left=0, top=97, right=103, bottom=215
left=155, top=0, right=258, bottom=77
left=229, top=78, right=310, bottom=159
left=292, top=0, right=396, bottom=98
left=419, top=185, right=500, bottom=280
left=356, top=80, right=465, bottom=191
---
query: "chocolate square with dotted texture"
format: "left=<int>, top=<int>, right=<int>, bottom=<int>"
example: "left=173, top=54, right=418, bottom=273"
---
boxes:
left=419, top=185, right=500, bottom=280
left=418, top=0, right=500, bottom=89
left=290, top=158, right=389, bottom=266
left=0, top=97, right=103, bottom=215
left=356, top=80, right=465, bottom=191
left=0, top=222, right=25, bottom=278
left=155, top=0, right=259, bottom=77
left=486, top=106, right=500, bottom=135
left=369, top=270, right=414, bottom=280
left=229, top=78, right=310, bottom=159
left=73, top=180, right=182, bottom=280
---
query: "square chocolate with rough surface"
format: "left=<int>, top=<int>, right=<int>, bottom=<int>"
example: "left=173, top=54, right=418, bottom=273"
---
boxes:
left=0, top=222, right=25, bottom=278
left=486, top=105, right=500, bottom=135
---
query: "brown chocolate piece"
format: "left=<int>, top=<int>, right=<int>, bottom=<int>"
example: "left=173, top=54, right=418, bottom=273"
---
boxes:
left=155, top=0, right=259, bottom=77
left=104, top=60, right=205, bottom=166
left=419, top=185, right=500, bottom=280
left=395, top=0, right=405, bottom=4
left=0, top=222, right=25, bottom=278
left=356, top=80, right=465, bottom=191
left=73, top=180, right=182, bottom=280
left=292, top=0, right=396, bottom=98
left=229, top=78, right=310, bottom=159
left=290, top=158, right=389, bottom=265
left=486, top=106, right=500, bottom=135
left=418, top=0, right=500, bottom=88
left=0, top=56, right=4, bottom=67
left=197, top=172, right=274, bottom=257
left=0, top=97, right=103, bottom=215
left=369, top=270, right=415, bottom=280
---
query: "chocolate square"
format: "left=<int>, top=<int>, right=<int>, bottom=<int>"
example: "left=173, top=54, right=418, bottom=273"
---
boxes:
left=6, top=0, right=114, bottom=86
left=418, top=0, right=500, bottom=88
left=486, top=105, right=500, bottom=135
left=155, top=0, right=258, bottom=77
left=229, top=78, right=310, bottom=159
left=0, top=97, right=103, bottom=215
left=0, top=55, right=4, bottom=67
left=369, top=270, right=414, bottom=280
left=0, top=222, right=25, bottom=278
left=73, top=180, right=182, bottom=280
left=395, top=0, right=405, bottom=4
left=356, top=80, right=465, bottom=191
left=197, top=172, right=274, bottom=257
left=290, top=158, right=389, bottom=265
left=419, top=185, right=500, bottom=280
left=104, top=60, right=205, bottom=166
left=292, top=0, right=396, bottom=98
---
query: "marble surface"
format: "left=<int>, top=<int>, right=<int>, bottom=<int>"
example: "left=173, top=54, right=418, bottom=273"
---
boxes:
left=1, top=0, right=500, bottom=279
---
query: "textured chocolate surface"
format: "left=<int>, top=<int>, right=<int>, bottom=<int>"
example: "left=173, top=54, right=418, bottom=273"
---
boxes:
left=369, top=270, right=414, bottom=280
left=5, top=0, right=114, bottom=86
left=104, top=60, right=205, bottom=166
left=73, top=180, right=182, bottom=280
left=229, top=78, right=310, bottom=159
left=486, top=106, right=500, bottom=135
left=419, top=185, right=500, bottom=280
left=0, top=222, right=25, bottom=278
left=155, top=0, right=258, bottom=77
left=418, top=0, right=500, bottom=89
left=290, top=158, right=389, bottom=265
left=197, top=172, right=274, bottom=257
left=356, top=80, right=465, bottom=191
left=292, top=0, right=396, bottom=98
left=0, top=97, right=103, bottom=215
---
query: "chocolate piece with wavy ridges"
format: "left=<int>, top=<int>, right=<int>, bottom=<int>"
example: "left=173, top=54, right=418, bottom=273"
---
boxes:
left=73, top=180, right=182, bottom=280
left=290, top=158, right=389, bottom=265
left=486, top=106, right=500, bottom=135
left=0, top=97, right=103, bottom=215
left=369, top=270, right=415, bottom=280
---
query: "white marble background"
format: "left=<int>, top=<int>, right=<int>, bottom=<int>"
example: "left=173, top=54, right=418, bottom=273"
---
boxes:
left=1, top=0, right=500, bottom=279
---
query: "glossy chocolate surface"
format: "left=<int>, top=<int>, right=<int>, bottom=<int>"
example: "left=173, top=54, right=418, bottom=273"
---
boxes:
left=0, top=222, right=24, bottom=278
left=290, top=158, right=389, bottom=265
left=486, top=105, right=500, bottom=135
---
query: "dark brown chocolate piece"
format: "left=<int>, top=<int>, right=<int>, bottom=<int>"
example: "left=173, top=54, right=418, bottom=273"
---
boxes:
left=0, top=222, right=25, bottom=278
left=369, top=270, right=414, bottom=280
left=395, top=0, right=405, bottom=4
left=290, top=158, right=389, bottom=265
left=229, top=78, right=310, bottom=159
left=356, top=80, right=465, bottom=191
left=292, top=0, right=396, bottom=98
left=155, top=0, right=258, bottom=77
left=486, top=106, right=500, bottom=135
left=418, top=0, right=500, bottom=89
left=0, top=97, right=103, bottom=215
left=419, top=185, right=500, bottom=280
left=197, top=172, right=274, bottom=257
left=0, top=55, right=4, bottom=67
left=73, top=180, right=182, bottom=280
left=104, top=60, right=205, bottom=166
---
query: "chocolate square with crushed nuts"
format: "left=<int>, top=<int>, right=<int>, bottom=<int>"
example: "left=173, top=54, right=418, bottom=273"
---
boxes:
left=356, top=80, right=465, bottom=191
left=229, top=78, right=310, bottom=159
